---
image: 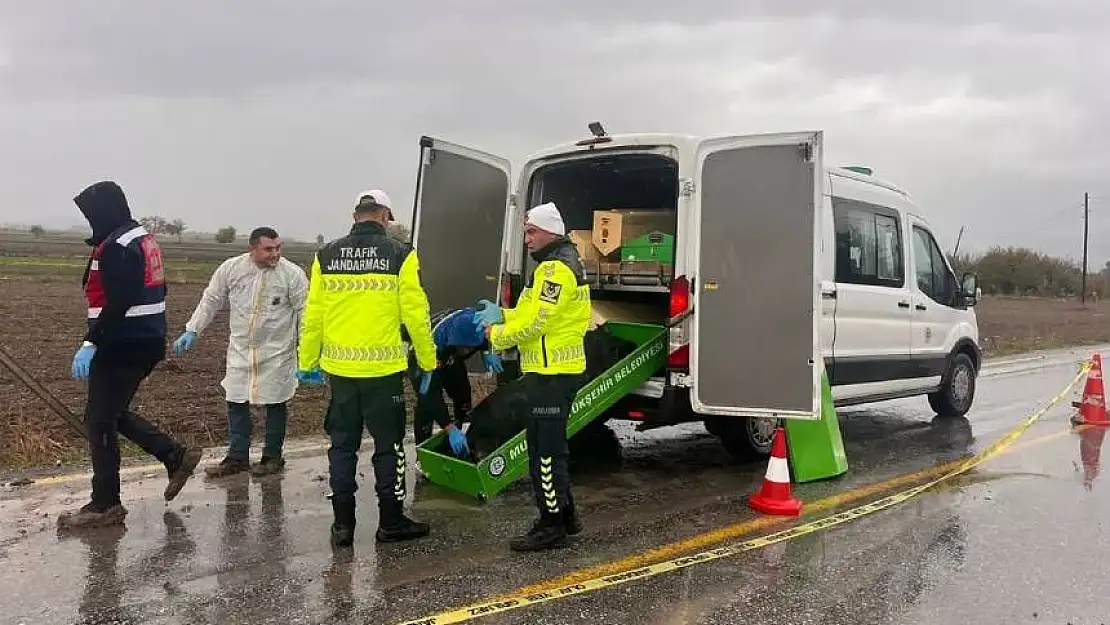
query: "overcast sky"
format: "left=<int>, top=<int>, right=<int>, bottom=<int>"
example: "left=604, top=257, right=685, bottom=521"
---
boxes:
left=1, top=1, right=1107, bottom=262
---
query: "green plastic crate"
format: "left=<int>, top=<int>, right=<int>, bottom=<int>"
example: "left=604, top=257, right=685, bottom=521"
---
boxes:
left=415, top=322, right=668, bottom=501
left=620, top=231, right=674, bottom=262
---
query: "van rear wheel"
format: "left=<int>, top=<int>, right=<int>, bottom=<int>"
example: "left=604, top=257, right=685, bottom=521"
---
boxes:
left=704, top=416, right=776, bottom=462
left=928, top=353, right=977, bottom=418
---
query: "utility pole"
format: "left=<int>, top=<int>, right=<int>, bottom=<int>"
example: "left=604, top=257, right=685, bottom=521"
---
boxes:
left=1082, top=192, right=1090, bottom=305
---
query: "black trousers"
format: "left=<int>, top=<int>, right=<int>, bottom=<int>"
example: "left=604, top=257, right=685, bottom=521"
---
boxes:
left=413, top=356, right=474, bottom=445
left=86, top=353, right=181, bottom=507
left=522, top=373, right=583, bottom=517
left=325, top=373, right=407, bottom=506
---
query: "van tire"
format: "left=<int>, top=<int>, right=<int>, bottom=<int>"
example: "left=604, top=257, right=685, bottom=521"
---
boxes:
left=704, top=416, right=776, bottom=462
left=928, top=352, right=977, bottom=418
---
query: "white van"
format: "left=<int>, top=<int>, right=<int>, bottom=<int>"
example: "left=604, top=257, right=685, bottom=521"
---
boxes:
left=410, top=126, right=982, bottom=460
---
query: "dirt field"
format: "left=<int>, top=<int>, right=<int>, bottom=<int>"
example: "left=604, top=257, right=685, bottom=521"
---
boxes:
left=2, top=254, right=1109, bottom=469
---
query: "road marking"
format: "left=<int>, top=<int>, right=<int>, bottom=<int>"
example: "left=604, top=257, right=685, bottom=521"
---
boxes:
left=396, top=365, right=1088, bottom=625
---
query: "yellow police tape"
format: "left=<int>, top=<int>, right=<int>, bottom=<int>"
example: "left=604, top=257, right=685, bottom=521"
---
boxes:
left=398, top=363, right=1090, bottom=625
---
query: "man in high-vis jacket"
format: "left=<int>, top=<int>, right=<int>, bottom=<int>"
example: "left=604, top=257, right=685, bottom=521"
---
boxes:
left=59, top=180, right=202, bottom=530
left=474, top=202, right=591, bottom=552
left=171, top=226, right=309, bottom=479
left=297, top=189, right=438, bottom=547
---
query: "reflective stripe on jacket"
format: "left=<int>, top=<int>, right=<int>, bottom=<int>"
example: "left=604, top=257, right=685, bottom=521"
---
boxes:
left=84, top=224, right=167, bottom=343
left=490, top=239, right=591, bottom=375
left=298, top=221, right=437, bottom=378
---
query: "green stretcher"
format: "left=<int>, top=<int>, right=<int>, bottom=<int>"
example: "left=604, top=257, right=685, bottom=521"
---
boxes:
left=415, top=321, right=668, bottom=502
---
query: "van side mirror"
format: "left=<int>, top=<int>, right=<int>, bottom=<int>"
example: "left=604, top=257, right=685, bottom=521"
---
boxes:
left=961, top=273, right=979, bottom=307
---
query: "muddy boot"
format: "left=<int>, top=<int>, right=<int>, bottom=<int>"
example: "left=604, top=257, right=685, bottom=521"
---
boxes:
left=249, top=456, right=286, bottom=477
left=164, top=447, right=202, bottom=501
left=58, top=502, right=128, bottom=530
left=330, top=498, right=356, bottom=548
left=510, top=512, right=568, bottom=552
left=375, top=500, right=430, bottom=543
left=563, top=501, right=583, bottom=536
left=203, top=456, right=249, bottom=480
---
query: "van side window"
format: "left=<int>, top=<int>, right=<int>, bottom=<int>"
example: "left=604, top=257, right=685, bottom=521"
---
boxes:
left=912, top=226, right=956, bottom=306
left=833, top=198, right=904, bottom=288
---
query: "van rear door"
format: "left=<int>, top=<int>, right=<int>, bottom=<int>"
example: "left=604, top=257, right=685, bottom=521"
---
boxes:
left=411, top=136, right=512, bottom=313
left=690, top=131, right=824, bottom=420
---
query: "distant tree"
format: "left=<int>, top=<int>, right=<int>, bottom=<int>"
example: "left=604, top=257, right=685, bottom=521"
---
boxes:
left=164, top=218, right=187, bottom=243
left=29, top=225, right=45, bottom=238
left=139, top=216, right=168, bottom=234
left=215, top=226, right=237, bottom=244
left=316, top=234, right=325, bottom=246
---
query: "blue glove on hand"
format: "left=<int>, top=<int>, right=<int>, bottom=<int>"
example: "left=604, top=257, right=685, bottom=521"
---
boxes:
left=297, top=368, right=325, bottom=385
left=474, top=299, right=504, bottom=327
left=446, top=426, right=470, bottom=457
left=71, top=343, right=96, bottom=380
left=482, top=351, right=503, bottom=374
left=419, top=371, right=434, bottom=395
left=172, top=331, right=197, bottom=356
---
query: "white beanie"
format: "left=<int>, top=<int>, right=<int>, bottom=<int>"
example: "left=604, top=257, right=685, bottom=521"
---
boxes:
left=525, top=202, right=565, bottom=236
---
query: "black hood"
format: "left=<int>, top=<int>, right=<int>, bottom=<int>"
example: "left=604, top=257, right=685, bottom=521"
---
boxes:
left=75, top=181, right=134, bottom=246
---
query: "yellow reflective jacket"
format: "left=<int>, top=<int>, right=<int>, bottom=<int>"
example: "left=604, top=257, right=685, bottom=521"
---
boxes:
left=490, top=239, right=591, bottom=374
left=298, top=221, right=437, bottom=378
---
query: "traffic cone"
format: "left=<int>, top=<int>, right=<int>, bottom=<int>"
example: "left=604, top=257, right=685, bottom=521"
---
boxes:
left=749, top=425, right=803, bottom=516
left=1072, top=353, right=1108, bottom=426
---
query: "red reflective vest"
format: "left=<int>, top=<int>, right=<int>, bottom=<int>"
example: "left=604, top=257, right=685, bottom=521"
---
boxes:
left=84, top=225, right=167, bottom=342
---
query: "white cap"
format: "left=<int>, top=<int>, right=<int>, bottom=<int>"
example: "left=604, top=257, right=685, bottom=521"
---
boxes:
left=525, top=202, right=565, bottom=236
left=355, top=189, right=393, bottom=220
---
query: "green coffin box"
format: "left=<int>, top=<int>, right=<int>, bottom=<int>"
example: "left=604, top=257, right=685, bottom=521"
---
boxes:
left=620, top=231, right=675, bottom=262
left=415, top=322, right=668, bottom=501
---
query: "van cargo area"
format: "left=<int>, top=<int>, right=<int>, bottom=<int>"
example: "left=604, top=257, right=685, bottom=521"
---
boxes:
left=516, top=152, right=680, bottom=329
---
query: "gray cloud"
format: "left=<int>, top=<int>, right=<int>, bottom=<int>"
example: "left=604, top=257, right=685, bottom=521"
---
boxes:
left=0, top=1, right=1107, bottom=262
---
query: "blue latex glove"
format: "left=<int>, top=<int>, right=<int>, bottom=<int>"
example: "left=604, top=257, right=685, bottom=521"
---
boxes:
left=474, top=299, right=504, bottom=326
left=482, top=351, right=503, bottom=374
left=297, top=368, right=325, bottom=386
left=71, top=343, right=96, bottom=380
left=446, top=426, right=470, bottom=457
left=418, top=371, right=434, bottom=395
left=172, top=331, right=196, bottom=356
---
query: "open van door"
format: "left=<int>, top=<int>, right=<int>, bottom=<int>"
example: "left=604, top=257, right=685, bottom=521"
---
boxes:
left=411, top=136, right=512, bottom=313
left=691, top=131, right=824, bottom=420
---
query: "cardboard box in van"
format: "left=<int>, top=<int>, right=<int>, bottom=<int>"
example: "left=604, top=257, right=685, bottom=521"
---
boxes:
left=569, top=230, right=600, bottom=263
left=592, top=209, right=673, bottom=256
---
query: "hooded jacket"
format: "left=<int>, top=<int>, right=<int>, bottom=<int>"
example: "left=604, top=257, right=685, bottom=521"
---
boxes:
left=76, top=181, right=168, bottom=357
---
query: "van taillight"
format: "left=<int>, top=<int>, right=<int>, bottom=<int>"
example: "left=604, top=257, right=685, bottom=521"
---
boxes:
left=668, top=344, right=690, bottom=368
left=669, top=275, right=690, bottom=320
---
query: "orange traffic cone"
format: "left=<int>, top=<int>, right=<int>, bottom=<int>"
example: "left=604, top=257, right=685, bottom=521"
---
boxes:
left=749, top=425, right=803, bottom=516
left=1072, top=353, right=1108, bottom=426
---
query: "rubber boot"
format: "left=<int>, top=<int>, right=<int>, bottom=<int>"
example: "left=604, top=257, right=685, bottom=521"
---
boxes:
left=563, top=500, right=582, bottom=536
left=510, top=511, right=568, bottom=552
left=330, top=498, right=356, bottom=548
left=375, top=499, right=430, bottom=543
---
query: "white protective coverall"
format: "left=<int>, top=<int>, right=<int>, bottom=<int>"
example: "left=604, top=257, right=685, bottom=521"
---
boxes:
left=184, top=254, right=310, bottom=405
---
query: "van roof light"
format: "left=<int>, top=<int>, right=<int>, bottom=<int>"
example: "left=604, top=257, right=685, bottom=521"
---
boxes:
left=577, top=121, right=613, bottom=147
left=843, top=165, right=873, bottom=176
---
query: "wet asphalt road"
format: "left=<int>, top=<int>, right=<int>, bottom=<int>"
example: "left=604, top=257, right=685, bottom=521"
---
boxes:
left=2, top=346, right=1108, bottom=625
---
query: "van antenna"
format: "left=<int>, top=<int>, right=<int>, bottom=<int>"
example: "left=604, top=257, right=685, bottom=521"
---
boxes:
left=951, top=225, right=965, bottom=257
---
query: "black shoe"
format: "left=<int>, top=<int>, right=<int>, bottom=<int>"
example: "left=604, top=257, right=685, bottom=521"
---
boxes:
left=58, top=502, right=128, bottom=530
left=204, top=456, right=250, bottom=479
left=510, top=514, right=568, bottom=552
left=331, top=523, right=355, bottom=547
left=376, top=501, right=430, bottom=543
left=330, top=498, right=356, bottom=547
left=563, top=503, right=583, bottom=536
left=250, top=456, right=286, bottom=477
left=164, top=447, right=202, bottom=501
